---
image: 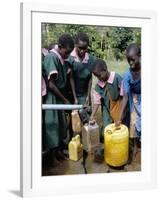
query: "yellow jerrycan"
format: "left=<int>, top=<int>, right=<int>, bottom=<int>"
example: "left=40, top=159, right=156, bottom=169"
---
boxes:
left=104, top=123, right=129, bottom=167
left=68, top=135, right=83, bottom=161
left=71, top=110, right=82, bottom=134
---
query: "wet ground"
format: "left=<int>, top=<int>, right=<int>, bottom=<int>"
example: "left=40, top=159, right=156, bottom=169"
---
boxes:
left=42, top=145, right=141, bottom=176
left=42, top=107, right=141, bottom=176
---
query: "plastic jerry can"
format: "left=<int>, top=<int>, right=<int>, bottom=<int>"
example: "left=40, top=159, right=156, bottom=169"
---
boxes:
left=71, top=110, right=82, bottom=134
left=82, top=122, right=100, bottom=153
left=104, top=123, right=129, bottom=167
left=68, top=135, right=83, bottom=161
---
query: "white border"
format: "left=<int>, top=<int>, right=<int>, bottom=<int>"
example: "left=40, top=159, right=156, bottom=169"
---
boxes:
left=20, top=2, right=157, bottom=197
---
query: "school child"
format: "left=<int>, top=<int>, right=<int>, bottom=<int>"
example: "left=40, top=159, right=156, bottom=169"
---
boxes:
left=42, top=48, right=48, bottom=153
left=90, top=58, right=124, bottom=141
left=115, top=44, right=141, bottom=163
left=67, top=32, right=96, bottom=105
left=43, top=34, right=77, bottom=166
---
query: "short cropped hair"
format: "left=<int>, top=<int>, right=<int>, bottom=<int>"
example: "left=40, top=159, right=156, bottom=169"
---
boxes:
left=58, top=34, right=74, bottom=49
left=92, top=58, right=107, bottom=72
left=75, top=32, right=89, bottom=45
left=126, top=43, right=141, bottom=56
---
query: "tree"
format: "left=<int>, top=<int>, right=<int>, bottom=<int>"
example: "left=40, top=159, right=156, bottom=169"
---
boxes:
left=41, top=23, right=141, bottom=61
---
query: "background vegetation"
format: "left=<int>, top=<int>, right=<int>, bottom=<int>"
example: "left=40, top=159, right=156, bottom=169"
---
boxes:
left=42, top=23, right=141, bottom=69
left=42, top=23, right=141, bottom=124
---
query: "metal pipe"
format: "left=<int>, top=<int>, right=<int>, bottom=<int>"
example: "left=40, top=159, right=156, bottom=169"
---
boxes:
left=42, top=104, right=83, bottom=110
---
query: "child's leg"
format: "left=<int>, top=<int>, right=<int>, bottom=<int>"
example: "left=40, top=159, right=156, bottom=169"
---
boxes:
left=127, top=136, right=140, bottom=165
left=137, top=136, right=141, bottom=148
left=65, top=111, right=73, bottom=142
left=132, top=137, right=138, bottom=162
left=128, top=106, right=137, bottom=163
left=132, top=130, right=141, bottom=162
left=49, top=148, right=61, bottom=167
left=127, top=138, right=134, bottom=164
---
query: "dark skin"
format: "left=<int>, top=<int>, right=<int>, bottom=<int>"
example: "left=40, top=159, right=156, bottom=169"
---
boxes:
left=75, top=40, right=88, bottom=61
left=75, top=39, right=91, bottom=105
left=90, top=68, right=110, bottom=121
left=69, top=70, right=78, bottom=104
left=48, top=46, right=78, bottom=104
left=92, top=67, right=110, bottom=82
left=58, top=45, right=73, bottom=60
left=115, top=48, right=141, bottom=127
left=115, top=48, right=141, bottom=163
left=127, top=48, right=141, bottom=81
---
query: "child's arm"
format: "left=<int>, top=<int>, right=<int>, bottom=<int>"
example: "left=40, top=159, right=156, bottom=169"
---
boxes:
left=90, top=89, right=101, bottom=121
left=48, top=74, right=70, bottom=104
left=115, top=93, right=128, bottom=126
left=85, top=78, right=92, bottom=105
left=90, top=104, right=99, bottom=121
left=69, top=70, right=78, bottom=104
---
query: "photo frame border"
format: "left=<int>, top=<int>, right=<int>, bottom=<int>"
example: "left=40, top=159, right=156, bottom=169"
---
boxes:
left=20, top=2, right=157, bottom=197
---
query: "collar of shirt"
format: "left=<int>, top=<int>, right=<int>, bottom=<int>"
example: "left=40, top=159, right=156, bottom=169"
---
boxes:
left=50, top=46, right=64, bottom=65
left=97, top=71, right=115, bottom=88
left=70, top=48, right=89, bottom=63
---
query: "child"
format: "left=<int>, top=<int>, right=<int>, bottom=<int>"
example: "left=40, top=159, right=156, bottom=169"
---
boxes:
left=43, top=34, right=77, bottom=166
left=115, top=44, right=141, bottom=163
left=42, top=47, right=48, bottom=154
left=67, top=32, right=95, bottom=105
left=90, top=58, right=124, bottom=141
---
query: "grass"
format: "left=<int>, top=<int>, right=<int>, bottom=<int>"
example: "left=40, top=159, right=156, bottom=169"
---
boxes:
left=107, top=59, right=128, bottom=75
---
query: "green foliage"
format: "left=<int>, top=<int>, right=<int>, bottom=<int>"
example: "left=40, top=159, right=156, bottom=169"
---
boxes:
left=107, top=27, right=133, bottom=60
left=42, top=23, right=141, bottom=61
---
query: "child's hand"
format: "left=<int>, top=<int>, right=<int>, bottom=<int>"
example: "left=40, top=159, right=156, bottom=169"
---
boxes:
left=115, top=120, right=121, bottom=127
left=89, top=116, right=96, bottom=124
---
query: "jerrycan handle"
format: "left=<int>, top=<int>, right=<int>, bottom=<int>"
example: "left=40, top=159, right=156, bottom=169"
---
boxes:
left=72, top=136, right=76, bottom=142
left=75, top=134, right=80, bottom=142
left=89, top=120, right=96, bottom=126
left=107, top=124, right=121, bottom=134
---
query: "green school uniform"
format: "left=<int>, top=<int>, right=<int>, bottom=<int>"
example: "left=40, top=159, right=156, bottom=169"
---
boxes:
left=68, top=53, right=95, bottom=104
left=43, top=51, right=70, bottom=149
left=95, top=73, right=122, bottom=136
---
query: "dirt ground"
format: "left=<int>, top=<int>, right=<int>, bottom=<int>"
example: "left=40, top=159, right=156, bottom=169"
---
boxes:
left=42, top=144, right=141, bottom=176
left=42, top=103, right=141, bottom=176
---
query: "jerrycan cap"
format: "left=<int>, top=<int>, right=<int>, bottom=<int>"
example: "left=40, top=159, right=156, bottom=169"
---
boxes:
left=75, top=134, right=80, bottom=140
